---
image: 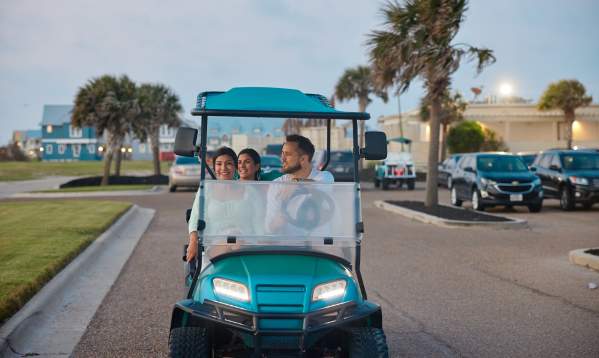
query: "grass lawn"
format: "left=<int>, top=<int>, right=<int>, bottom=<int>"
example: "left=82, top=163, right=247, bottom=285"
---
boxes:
left=0, top=200, right=131, bottom=323
left=0, top=160, right=171, bottom=181
left=33, top=184, right=156, bottom=193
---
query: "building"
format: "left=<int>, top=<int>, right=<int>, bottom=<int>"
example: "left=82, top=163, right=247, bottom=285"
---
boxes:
left=40, top=105, right=102, bottom=161
left=11, top=129, right=42, bottom=159
left=378, top=103, right=599, bottom=168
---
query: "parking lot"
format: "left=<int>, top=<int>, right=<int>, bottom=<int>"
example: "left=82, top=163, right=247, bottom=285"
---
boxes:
left=63, top=183, right=599, bottom=357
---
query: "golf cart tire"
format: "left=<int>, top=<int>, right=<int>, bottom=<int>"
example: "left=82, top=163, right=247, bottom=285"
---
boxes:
left=169, top=327, right=211, bottom=358
left=169, top=185, right=177, bottom=192
left=349, top=327, right=389, bottom=358
left=381, top=179, right=389, bottom=190
left=407, top=179, right=415, bottom=190
left=374, top=178, right=380, bottom=188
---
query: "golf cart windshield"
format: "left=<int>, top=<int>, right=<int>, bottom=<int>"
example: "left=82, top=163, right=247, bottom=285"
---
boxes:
left=200, top=180, right=359, bottom=263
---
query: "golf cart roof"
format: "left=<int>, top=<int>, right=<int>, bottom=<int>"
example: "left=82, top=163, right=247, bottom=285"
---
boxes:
left=191, top=87, right=370, bottom=120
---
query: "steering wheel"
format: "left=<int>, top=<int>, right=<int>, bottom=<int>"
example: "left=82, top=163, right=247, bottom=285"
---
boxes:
left=281, top=186, right=335, bottom=229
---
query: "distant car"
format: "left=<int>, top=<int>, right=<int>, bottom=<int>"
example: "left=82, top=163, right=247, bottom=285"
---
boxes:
left=437, top=154, right=462, bottom=188
left=516, top=152, right=538, bottom=168
left=374, top=152, right=416, bottom=190
left=168, top=152, right=214, bottom=192
left=260, top=154, right=282, bottom=171
left=313, top=150, right=354, bottom=182
left=531, top=149, right=599, bottom=210
left=264, top=143, right=283, bottom=157
left=451, top=152, right=543, bottom=212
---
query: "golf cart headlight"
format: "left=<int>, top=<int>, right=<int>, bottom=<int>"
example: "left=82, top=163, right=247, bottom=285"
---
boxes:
left=480, top=178, right=496, bottom=186
left=312, top=280, right=347, bottom=301
left=569, top=176, right=589, bottom=185
left=213, top=278, right=250, bottom=302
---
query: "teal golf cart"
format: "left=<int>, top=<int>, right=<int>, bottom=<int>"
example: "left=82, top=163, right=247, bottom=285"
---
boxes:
left=169, top=87, right=389, bottom=357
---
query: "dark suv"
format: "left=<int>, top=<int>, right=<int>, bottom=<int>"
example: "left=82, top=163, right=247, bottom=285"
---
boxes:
left=438, top=154, right=462, bottom=188
left=451, top=153, right=543, bottom=212
left=531, top=150, right=599, bottom=210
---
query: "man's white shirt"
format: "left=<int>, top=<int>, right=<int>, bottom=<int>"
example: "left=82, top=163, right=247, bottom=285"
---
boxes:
left=274, top=168, right=334, bottom=183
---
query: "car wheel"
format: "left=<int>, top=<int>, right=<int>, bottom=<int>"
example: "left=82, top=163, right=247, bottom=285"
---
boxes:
left=348, top=327, right=389, bottom=358
left=528, top=200, right=543, bottom=213
left=397, top=180, right=403, bottom=189
left=447, top=177, right=452, bottom=189
left=169, top=327, right=211, bottom=358
left=169, top=185, right=177, bottom=192
left=581, top=201, right=593, bottom=210
left=450, top=186, right=462, bottom=207
left=407, top=179, right=415, bottom=190
left=559, top=186, right=575, bottom=211
left=472, top=189, right=485, bottom=211
left=382, top=179, right=389, bottom=190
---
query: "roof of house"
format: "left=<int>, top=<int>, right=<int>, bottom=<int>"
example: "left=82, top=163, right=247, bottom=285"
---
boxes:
left=41, top=105, right=73, bottom=125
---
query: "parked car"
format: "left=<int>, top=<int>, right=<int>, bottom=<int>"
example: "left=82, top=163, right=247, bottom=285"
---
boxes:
left=450, top=152, right=543, bottom=212
left=516, top=151, right=538, bottom=168
left=260, top=154, right=282, bottom=171
left=531, top=149, right=599, bottom=210
left=313, top=150, right=355, bottom=182
left=437, top=154, right=462, bottom=188
left=374, top=151, right=416, bottom=190
left=168, top=152, right=214, bottom=192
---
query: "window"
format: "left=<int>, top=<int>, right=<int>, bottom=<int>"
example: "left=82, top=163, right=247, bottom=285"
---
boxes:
left=87, top=144, right=95, bottom=154
left=47, top=125, right=53, bottom=134
left=69, top=125, right=83, bottom=138
left=72, top=144, right=81, bottom=157
left=550, top=155, right=562, bottom=169
left=46, top=144, right=53, bottom=154
left=58, top=144, right=66, bottom=155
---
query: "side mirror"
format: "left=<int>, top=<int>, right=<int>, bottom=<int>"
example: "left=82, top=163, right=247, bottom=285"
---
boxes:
left=174, top=127, right=198, bottom=157
left=363, top=131, right=387, bottom=160
left=529, top=166, right=537, bottom=172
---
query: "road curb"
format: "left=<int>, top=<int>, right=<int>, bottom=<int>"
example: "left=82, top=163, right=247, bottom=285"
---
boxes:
left=569, top=248, right=599, bottom=272
left=374, top=200, right=529, bottom=230
left=0, top=205, right=155, bottom=357
left=11, top=186, right=165, bottom=199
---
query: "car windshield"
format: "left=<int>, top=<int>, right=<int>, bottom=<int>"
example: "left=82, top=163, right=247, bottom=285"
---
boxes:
left=261, top=156, right=281, bottom=167
left=175, top=156, right=199, bottom=165
left=519, top=154, right=536, bottom=166
left=477, top=156, right=528, bottom=172
left=561, top=153, right=599, bottom=170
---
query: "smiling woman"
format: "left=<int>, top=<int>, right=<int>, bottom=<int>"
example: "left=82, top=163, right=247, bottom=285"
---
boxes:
left=0, top=200, right=131, bottom=323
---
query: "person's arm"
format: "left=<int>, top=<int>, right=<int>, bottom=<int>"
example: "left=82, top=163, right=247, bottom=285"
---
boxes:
left=187, top=190, right=200, bottom=262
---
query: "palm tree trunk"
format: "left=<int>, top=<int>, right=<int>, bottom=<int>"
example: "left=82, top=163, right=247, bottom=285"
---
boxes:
left=358, top=98, right=368, bottom=171
left=101, top=133, right=115, bottom=186
left=425, top=96, right=442, bottom=210
left=565, top=110, right=575, bottom=149
left=151, top=129, right=161, bottom=176
left=440, top=122, right=448, bottom=162
left=114, top=138, right=122, bottom=177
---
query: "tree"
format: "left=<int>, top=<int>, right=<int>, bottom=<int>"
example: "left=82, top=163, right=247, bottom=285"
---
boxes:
left=538, top=80, right=592, bottom=149
left=420, top=89, right=467, bottom=161
left=135, top=84, right=183, bottom=176
left=480, top=127, right=508, bottom=152
left=72, top=75, right=138, bottom=185
left=282, top=118, right=304, bottom=135
left=446, top=121, right=484, bottom=153
left=367, top=0, right=495, bottom=209
left=334, top=65, right=388, bottom=169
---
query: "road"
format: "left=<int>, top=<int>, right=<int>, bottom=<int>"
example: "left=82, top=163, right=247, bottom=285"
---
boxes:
left=59, top=184, right=599, bottom=357
left=0, top=176, right=77, bottom=198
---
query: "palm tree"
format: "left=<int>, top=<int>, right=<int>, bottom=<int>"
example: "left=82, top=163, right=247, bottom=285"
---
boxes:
left=538, top=80, right=592, bottom=149
left=335, top=65, right=388, bottom=169
left=367, top=0, right=495, bottom=209
left=420, top=90, right=467, bottom=161
left=135, top=83, right=183, bottom=176
left=72, top=75, right=138, bottom=185
left=282, top=118, right=304, bottom=135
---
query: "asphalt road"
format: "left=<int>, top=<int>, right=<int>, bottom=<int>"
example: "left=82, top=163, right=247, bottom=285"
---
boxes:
left=0, top=176, right=77, bottom=198
left=67, top=184, right=599, bottom=357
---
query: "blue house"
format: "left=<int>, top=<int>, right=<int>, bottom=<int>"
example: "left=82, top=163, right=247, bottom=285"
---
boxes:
left=40, top=105, right=103, bottom=161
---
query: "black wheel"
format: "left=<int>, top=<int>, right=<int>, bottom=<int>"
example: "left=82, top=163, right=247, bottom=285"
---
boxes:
left=349, top=327, right=389, bottom=358
left=528, top=201, right=543, bottom=213
left=582, top=201, right=593, bottom=210
left=450, top=186, right=462, bottom=207
left=169, top=327, right=211, bottom=358
left=407, top=179, right=415, bottom=190
left=374, top=178, right=380, bottom=188
left=559, top=186, right=575, bottom=211
left=472, top=188, right=485, bottom=211
left=381, top=179, right=389, bottom=190
left=169, top=185, right=177, bottom=192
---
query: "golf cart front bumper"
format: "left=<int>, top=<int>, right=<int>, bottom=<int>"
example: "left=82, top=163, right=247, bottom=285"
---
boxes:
left=172, top=298, right=382, bottom=349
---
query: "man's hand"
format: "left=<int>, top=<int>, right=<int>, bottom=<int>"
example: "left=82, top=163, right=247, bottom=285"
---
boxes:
left=186, top=231, right=198, bottom=262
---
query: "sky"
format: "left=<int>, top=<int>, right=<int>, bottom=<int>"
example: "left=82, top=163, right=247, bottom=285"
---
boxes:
left=1, top=0, right=598, bottom=145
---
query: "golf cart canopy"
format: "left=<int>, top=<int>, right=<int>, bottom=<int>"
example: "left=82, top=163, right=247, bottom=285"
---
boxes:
left=191, top=87, right=370, bottom=120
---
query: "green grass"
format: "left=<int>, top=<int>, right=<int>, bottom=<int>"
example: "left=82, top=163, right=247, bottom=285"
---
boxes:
left=33, top=184, right=156, bottom=193
left=0, top=161, right=171, bottom=181
left=0, top=200, right=131, bottom=323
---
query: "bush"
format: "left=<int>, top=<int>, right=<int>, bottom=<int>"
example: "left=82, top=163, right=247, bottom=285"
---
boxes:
left=447, top=121, right=485, bottom=153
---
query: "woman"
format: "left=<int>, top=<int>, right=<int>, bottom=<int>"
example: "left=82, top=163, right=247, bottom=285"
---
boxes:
left=186, top=146, right=237, bottom=262
left=238, top=148, right=261, bottom=181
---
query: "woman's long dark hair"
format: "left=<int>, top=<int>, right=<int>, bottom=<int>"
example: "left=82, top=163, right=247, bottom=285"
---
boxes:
left=238, top=148, right=261, bottom=180
left=212, top=146, right=237, bottom=172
